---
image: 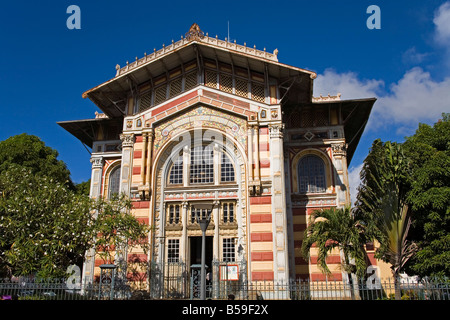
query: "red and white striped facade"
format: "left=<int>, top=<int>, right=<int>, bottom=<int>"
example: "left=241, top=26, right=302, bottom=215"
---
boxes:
left=59, top=24, right=379, bottom=286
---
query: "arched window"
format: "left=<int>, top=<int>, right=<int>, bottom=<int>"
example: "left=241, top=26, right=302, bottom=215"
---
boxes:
left=169, top=154, right=183, bottom=185
left=298, top=155, right=326, bottom=193
left=221, top=152, right=235, bottom=182
left=167, top=145, right=236, bottom=185
left=108, top=165, right=121, bottom=199
left=190, top=145, right=214, bottom=184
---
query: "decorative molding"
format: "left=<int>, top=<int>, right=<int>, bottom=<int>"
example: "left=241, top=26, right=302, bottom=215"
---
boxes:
left=312, top=93, right=341, bottom=103
left=115, top=24, right=281, bottom=77
left=331, top=142, right=347, bottom=157
left=120, top=133, right=134, bottom=148
left=248, top=181, right=262, bottom=196
left=90, top=156, right=103, bottom=169
left=184, top=23, right=205, bottom=41
left=269, top=123, right=284, bottom=139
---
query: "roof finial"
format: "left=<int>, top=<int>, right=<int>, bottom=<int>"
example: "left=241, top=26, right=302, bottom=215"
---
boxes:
left=185, top=23, right=205, bottom=40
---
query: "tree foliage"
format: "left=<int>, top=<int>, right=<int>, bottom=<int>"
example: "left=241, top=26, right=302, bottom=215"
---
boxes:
left=301, top=207, right=369, bottom=299
left=402, top=113, right=450, bottom=278
left=0, top=166, right=150, bottom=278
left=0, top=166, right=93, bottom=278
left=355, top=139, right=418, bottom=298
left=0, top=133, right=74, bottom=189
left=302, top=207, right=369, bottom=277
left=355, top=113, right=449, bottom=282
left=0, top=134, right=150, bottom=278
left=92, top=194, right=150, bottom=267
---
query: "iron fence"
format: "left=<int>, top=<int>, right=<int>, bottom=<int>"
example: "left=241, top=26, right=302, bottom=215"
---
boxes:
left=1, top=276, right=449, bottom=300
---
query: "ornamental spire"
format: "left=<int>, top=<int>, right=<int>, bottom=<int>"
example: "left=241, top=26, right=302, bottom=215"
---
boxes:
left=185, top=23, right=205, bottom=40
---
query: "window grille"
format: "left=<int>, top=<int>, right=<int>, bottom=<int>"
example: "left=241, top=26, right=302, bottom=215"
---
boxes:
left=169, top=77, right=182, bottom=98
left=190, top=207, right=212, bottom=224
left=190, top=145, right=214, bottom=184
left=315, top=109, right=329, bottom=127
left=289, top=112, right=301, bottom=128
left=235, top=78, right=248, bottom=98
left=220, top=152, right=235, bottom=182
left=167, top=239, right=180, bottom=262
left=223, top=203, right=235, bottom=223
left=139, top=91, right=152, bottom=112
left=184, top=71, right=197, bottom=91
left=168, top=204, right=180, bottom=224
left=251, top=82, right=265, bottom=103
left=301, top=109, right=314, bottom=128
left=222, top=238, right=236, bottom=262
left=108, top=166, right=121, bottom=199
left=169, top=154, right=183, bottom=184
left=205, top=70, right=217, bottom=88
left=220, top=73, right=233, bottom=94
left=298, top=155, right=326, bottom=193
left=154, top=85, right=167, bottom=106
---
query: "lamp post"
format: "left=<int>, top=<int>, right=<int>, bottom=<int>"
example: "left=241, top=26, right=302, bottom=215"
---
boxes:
left=193, top=202, right=212, bottom=300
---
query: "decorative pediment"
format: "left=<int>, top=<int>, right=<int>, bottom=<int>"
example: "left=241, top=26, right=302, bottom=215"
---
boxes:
left=152, top=104, right=248, bottom=156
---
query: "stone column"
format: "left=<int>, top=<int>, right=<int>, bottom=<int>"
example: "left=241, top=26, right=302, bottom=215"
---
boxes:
left=269, top=123, right=289, bottom=282
left=82, top=156, right=104, bottom=286
left=118, top=133, right=134, bottom=279
left=145, top=129, right=154, bottom=197
left=181, top=201, right=188, bottom=263
left=253, top=125, right=260, bottom=183
left=119, top=133, right=135, bottom=195
left=331, top=142, right=349, bottom=207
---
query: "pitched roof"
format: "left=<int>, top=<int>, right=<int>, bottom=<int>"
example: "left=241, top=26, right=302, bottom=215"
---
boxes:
left=82, top=24, right=317, bottom=118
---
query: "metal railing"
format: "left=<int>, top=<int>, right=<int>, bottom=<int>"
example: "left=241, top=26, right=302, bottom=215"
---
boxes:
left=1, top=276, right=449, bottom=300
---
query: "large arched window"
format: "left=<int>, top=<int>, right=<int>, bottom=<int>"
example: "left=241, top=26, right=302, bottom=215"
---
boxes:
left=190, top=145, right=214, bottom=184
left=108, top=165, right=121, bottom=199
left=167, top=144, right=235, bottom=185
left=298, top=155, right=326, bottom=193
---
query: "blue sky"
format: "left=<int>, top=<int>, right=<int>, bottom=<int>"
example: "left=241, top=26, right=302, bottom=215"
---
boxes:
left=1, top=1, right=449, bottom=203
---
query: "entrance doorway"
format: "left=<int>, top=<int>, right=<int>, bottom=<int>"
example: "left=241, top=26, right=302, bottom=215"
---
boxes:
left=189, top=236, right=213, bottom=268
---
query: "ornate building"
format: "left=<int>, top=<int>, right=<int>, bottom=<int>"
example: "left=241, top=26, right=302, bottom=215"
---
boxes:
left=59, top=24, right=378, bottom=294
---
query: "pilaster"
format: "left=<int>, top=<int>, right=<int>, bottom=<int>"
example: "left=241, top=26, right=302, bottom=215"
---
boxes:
left=268, top=123, right=289, bottom=282
left=119, top=133, right=135, bottom=196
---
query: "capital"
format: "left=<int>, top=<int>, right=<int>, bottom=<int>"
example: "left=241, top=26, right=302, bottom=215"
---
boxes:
left=90, top=156, right=103, bottom=169
left=120, top=133, right=134, bottom=148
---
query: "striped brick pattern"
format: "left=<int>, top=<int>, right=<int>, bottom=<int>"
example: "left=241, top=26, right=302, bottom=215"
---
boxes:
left=144, top=89, right=258, bottom=127
left=293, top=207, right=344, bottom=281
left=249, top=196, right=274, bottom=281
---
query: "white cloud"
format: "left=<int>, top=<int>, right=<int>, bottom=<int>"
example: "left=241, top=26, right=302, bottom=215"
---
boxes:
left=376, top=67, right=450, bottom=127
left=313, top=2, right=450, bottom=205
left=402, top=47, right=429, bottom=65
left=313, top=69, right=384, bottom=101
left=348, top=163, right=363, bottom=206
left=313, top=67, right=450, bottom=131
left=433, top=1, right=450, bottom=45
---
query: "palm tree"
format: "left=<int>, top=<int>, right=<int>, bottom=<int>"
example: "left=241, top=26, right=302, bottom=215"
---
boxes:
left=301, top=206, right=369, bottom=300
left=356, top=139, right=418, bottom=299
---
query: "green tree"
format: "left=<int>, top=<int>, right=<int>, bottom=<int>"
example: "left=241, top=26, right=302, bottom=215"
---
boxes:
left=0, top=133, right=74, bottom=189
left=0, top=165, right=93, bottom=277
left=403, top=113, right=450, bottom=278
left=301, top=206, right=369, bottom=300
left=355, top=140, right=417, bottom=299
left=75, top=179, right=91, bottom=196
left=91, top=194, right=150, bottom=276
left=0, top=166, right=150, bottom=278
